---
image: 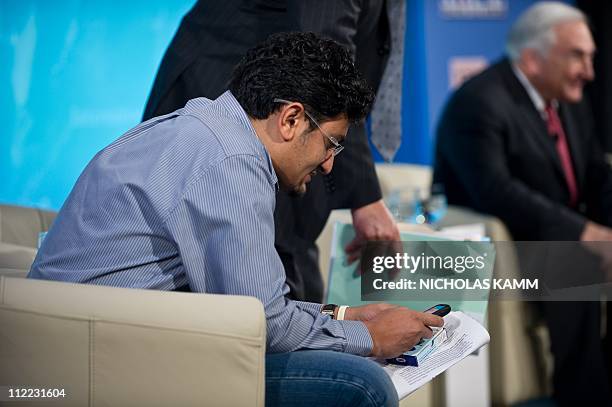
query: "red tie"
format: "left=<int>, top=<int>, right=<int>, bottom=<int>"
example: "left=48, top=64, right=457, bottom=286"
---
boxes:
left=545, top=105, right=578, bottom=207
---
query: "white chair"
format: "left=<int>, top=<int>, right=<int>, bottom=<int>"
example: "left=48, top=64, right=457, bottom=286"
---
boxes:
left=0, top=275, right=266, bottom=406
left=0, top=204, right=266, bottom=406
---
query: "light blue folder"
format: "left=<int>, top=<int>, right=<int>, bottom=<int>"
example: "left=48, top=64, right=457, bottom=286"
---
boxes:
left=325, top=222, right=493, bottom=321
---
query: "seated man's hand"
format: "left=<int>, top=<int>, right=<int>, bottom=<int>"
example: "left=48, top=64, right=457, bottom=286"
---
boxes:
left=362, top=306, right=444, bottom=359
left=581, top=222, right=612, bottom=281
left=346, top=199, right=400, bottom=265
left=343, top=303, right=398, bottom=321
left=581, top=221, right=612, bottom=241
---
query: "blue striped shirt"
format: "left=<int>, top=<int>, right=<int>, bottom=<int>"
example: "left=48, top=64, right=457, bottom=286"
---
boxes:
left=29, top=91, right=372, bottom=355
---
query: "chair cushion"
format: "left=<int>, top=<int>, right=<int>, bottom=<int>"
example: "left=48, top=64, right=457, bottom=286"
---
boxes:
left=0, top=242, right=36, bottom=277
left=0, top=204, right=57, bottom=248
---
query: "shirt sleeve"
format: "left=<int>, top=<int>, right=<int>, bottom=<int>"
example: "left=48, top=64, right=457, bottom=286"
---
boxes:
left=163, top=154, right=373, bottom=355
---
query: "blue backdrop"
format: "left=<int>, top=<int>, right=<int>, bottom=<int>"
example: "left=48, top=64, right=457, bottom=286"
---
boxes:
left=1, top=0, right=570, bottom=211
left=1, top=0, right=194, bottom=210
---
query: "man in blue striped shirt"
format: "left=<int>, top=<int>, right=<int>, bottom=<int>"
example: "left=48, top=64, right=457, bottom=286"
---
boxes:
left=29, top=32, right=442, bottom=406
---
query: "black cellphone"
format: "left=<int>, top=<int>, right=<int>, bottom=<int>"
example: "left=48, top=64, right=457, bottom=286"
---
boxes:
left=423, top=304, right=451, bottom=317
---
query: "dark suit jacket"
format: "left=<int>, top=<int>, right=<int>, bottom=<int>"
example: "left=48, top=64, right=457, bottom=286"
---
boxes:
left=433, top=58, right=612, bottom=241
left=142, top=0, right=389, bottom=301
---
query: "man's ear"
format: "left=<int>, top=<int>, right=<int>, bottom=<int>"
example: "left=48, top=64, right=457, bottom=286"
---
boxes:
left=277, top=103, right=305, bottom=142
left=521, top=48, right=544, bottom=77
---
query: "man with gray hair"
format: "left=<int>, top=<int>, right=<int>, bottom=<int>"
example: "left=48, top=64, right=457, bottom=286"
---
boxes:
left=434, top=2, right=612, bottom=404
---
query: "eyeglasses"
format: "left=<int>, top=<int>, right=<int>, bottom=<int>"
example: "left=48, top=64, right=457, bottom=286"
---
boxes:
left=273, top=98, right=345, bottom=157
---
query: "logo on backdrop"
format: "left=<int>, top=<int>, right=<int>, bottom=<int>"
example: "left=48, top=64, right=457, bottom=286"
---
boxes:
left=448, top=56, right=489, bottom=90
left=438, top=0, right=508, bottom=19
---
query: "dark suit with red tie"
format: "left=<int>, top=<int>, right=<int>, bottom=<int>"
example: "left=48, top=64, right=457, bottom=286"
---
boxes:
left=433, top=57, right=612, bottom=404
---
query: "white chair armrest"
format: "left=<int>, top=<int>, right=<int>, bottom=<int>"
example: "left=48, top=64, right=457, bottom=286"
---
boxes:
left=0, top=276, right=266, bottom=406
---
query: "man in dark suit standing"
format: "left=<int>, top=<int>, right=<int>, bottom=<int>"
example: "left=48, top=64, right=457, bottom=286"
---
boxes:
left=142, top=0, right=400, bottom=303
left=434, top=2, right=612, bottom=404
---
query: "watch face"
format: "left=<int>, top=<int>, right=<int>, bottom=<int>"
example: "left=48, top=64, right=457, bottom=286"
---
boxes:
left=321, top=304, right=338, bottom=318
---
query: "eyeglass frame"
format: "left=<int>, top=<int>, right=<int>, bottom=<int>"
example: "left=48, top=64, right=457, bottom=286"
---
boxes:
left=273, top=98, right=345, bottom=157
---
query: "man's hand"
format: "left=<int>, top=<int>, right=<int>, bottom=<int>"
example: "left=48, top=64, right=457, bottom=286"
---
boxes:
left=345, top=199, right=400, bottom=264
left=580, top=221, right=612, bottom=241
left=342, top=303, right=398, bottom=321
left=361, top=306, right=444, bottom=359
left=581, top=221, right=612, bottom=280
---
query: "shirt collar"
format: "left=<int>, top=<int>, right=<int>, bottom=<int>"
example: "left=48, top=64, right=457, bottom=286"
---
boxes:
left=511, top=63, right=558, bottom=119
left=215, top=91, right=279, bottom=190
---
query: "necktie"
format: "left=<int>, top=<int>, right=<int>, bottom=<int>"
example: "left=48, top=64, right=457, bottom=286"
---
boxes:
left=370, top=0, right=406, bottom=162
left=545, top=105, right=578, bottom=207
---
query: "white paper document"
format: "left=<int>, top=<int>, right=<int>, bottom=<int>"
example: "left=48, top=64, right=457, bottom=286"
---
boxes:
left=377, top=311, right=490, bottom=400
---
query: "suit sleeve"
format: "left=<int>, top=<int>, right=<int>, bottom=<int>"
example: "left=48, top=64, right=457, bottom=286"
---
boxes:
left=290, top=0, right=360, bottom=54
left=438, top=91, right=587, bottom=240
left=290, top=0, right=383, bottom=210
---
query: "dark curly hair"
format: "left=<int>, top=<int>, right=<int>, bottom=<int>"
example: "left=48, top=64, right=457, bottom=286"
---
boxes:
left=228, top=32, right=374, bottom=125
